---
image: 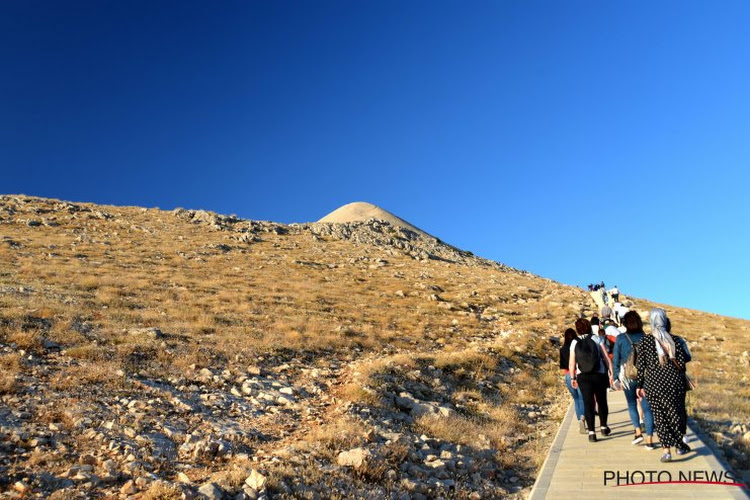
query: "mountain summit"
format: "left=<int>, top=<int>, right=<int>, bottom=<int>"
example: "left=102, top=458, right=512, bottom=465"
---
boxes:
left=318, top=202, right=432, bottom=238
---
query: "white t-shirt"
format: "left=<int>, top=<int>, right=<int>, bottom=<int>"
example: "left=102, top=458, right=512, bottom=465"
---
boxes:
left=614, top=303, right=629, bottom=318
left=570, top=338, right=580, bottom=375
left=604, top=324, right=620, bottom=338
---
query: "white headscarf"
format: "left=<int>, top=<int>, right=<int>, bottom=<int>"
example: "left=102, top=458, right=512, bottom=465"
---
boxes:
left=650, top=308, right=675, bottom=365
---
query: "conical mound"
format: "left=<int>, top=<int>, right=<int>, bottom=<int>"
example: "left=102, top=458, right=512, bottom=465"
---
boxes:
left=318, top=202, right=432, bottom=238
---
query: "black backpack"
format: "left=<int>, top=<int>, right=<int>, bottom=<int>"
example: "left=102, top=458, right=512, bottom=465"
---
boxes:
left=575, top=335, right=601, bottom=374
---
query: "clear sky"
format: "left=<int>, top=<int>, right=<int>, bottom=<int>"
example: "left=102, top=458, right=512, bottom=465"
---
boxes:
left=3, top=1, right=749, bottom=319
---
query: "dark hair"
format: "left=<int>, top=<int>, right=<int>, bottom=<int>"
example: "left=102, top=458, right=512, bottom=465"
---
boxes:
left=665, top=318, right=671, bottom=332
left=590, top=317, right=600, bottom=326
left=575, top=318, right=592, bottom=337
left=622, top=311, right=643, bottom=332
left=563, top=328, right=578, bottom=345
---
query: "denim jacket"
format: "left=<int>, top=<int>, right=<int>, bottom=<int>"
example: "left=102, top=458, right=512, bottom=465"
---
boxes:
left=612, top=331, right=645, bottom=380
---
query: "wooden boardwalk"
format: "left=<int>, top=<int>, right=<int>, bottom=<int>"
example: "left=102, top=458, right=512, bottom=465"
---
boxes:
left=529, top=391, right=749, bottom=499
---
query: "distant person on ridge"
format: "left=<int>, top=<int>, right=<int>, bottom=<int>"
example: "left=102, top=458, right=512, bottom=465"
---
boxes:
left=570, top=318, right=613, bottom=442
left=636, top=308, right=691, bottom=462
left=559, top=328, right=585, bottom=433
left=613, top=311, right=656, bottom=449
left=610, top=285, right=620, bottom=303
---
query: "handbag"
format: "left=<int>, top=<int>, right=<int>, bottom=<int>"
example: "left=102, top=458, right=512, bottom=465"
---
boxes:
left=655, top=337, right=696, bottom=391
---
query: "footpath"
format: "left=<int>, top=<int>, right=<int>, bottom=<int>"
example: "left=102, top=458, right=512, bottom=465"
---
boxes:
left=529, top=391, right=749, bottom=499
left=529, top=292, right=749, bottom=499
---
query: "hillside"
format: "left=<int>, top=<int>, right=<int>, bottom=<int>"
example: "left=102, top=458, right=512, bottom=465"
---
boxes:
left=0, top=195, right=748, bottom=499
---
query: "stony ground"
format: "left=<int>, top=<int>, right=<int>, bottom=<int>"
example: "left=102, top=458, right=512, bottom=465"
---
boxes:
left=0, top=195, right=747, bottom=499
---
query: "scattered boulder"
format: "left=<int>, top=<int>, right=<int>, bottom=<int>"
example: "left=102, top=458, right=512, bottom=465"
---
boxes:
left=337, top=448, right=372, bottom=470
left=245, top=469, right=267, bottom=491
left=198, top=482, right=224, bottom=500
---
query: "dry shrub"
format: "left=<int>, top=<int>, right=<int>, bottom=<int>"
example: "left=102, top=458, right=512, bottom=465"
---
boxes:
left=0, top=373, right=17, bottom=394
left=7, top=330, right=41, bottom=351
left=0, top=352, right=23, bottom=394
left=338, top=383, right=381, bottom=406
left=76, top=276, right=100, bottom=291
left=432, top=350, right=496, bottom=379
left=0, top=352, right=23, bottom=372
left=140, top=482, right=183, bottom=500
left=66, top=344, right=107, bottom=360
left=208, top=460, right=254, bottom=490
left=28, top=448, right=56, bottom=467
left=359, top=439, right=410, bottom=481
left=36, top=407, right=77, bottom=429
left=50, top=361, right=125, bottom=390
left=304, top=415, right=368, bottom=460
left=415, top=402, right=524, bottom=454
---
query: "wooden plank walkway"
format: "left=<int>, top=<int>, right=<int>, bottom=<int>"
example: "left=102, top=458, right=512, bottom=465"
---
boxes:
left=529, top=391, right=749, bottom=499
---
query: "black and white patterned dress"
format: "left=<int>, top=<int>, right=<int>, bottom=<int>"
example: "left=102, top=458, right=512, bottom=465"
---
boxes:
left=635, top=334, right=687, bottom=448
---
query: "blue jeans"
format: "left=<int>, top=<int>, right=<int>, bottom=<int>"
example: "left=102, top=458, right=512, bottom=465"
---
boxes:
left=624, top=383, right=654, bottom=435
left=564, top=373, right=584, bottom=420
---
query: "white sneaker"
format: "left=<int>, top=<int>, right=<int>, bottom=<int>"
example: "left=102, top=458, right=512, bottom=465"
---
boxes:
left=683, top=435, right=689, bottom=445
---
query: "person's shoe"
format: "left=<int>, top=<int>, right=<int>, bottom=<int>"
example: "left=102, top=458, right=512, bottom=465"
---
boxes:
left=601, top=426, right=611, bottom=437
left=676, top=443, right=691, bottom=455
left=588, top=432, right=597, bottom=442
left=660, top=452, right=672, bottom=463
left=645, top=442, right=660, bottom=451
left=579, top=417, right=586, bottom=434
left=632, top=433, right=644, bottom=445
left=682, top=435, right=689, bottom=445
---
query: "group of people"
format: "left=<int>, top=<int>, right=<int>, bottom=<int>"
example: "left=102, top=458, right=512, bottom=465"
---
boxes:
left=559, top=305, right=693, bottom=463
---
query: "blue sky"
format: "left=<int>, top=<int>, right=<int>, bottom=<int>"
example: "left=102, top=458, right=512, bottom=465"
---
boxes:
left=3, top=1, right=749, bottom=319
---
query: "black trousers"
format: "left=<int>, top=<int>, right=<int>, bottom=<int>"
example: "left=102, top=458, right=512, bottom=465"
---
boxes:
left=577, top=372, right=609, bottom=433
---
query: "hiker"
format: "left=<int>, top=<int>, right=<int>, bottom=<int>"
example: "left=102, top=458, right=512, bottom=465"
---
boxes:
left=610, top=285, right=620, bottom=303
left=636, top=308, right=691, bottom=462
left=602, top=319, right=619, bottom=361
left=570, top=318, right=613, bottom=442
left=559, top=328, right=585, bottom=432
left=590, top=316, right=600, bottom=336
left=613, top=311, right=657, bottom=449
left=613, top=302, right=630, bottom=325
left=597, top=322, right=612, bottom=358
left=601, top=304, right=613, bottom=321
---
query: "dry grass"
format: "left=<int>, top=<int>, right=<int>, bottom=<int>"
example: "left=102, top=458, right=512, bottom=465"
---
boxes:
left=304, top=415, right=369, bottom=460
left=50, top=361, right=126, bottom=390
left=0, top=352, right=22, bottom=394
left=140, top=482, right=183, bottom=500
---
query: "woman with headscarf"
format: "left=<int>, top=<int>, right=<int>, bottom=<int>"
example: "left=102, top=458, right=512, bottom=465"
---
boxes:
left=636, top=308, right=691, bottom=462
left=612, top=311, right=656, bottom=448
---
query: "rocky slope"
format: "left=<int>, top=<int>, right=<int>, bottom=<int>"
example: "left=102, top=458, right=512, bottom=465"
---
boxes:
left=0, top=195, right=747, bottom=499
